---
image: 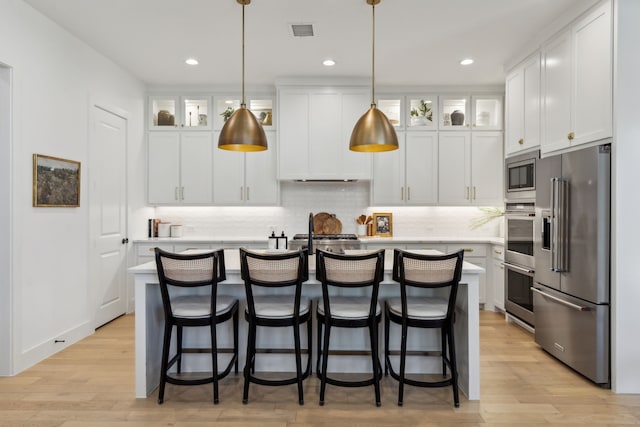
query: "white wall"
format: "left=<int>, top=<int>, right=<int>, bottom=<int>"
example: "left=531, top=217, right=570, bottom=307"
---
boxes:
left=0, top=64, right=12, bottom=375
left=0, top=0, right=145, bottom=373
left=611, top=0, right=640, bottom=393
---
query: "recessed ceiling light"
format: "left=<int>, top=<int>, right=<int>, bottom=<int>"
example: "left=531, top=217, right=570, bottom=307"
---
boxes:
left=460, top=58, right=474, bottom=66
left=323, top=59, right=336, bottom=67
left=185, top=58, right=199, bottom=65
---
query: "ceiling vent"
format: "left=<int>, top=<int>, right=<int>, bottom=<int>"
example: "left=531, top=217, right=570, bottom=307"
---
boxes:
left=291, top=24, right=314, bottom=37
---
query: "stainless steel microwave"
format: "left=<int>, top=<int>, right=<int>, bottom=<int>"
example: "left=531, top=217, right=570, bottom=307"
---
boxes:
left=505, top=150, right=539, bottom=201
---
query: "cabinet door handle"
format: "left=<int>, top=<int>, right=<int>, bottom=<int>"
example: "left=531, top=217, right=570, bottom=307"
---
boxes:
left=407, top=187, right=411, bottom=201
left=472, top=123, right=477, bottom=127
left=567, top=132, right=575, bottom=141
left=181, top=187, right=184, bottom=200
left=246, top=186, right=250, bottom=201
left=466, top=186, right=470, bottom=200
left=401, top=187, right=404, bottom=201
left=494, top=249, right=503, bottom=255
left=518, top=138, right=524, bottom=145
left=463, top=248, right=474, bottom=252
left=240, top=187, right=243, bottom=200
left=473, top=186, right=477, bottom=200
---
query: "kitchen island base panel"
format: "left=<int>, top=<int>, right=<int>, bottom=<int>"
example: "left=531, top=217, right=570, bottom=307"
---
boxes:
left=131, top=250, right=481, bottom=400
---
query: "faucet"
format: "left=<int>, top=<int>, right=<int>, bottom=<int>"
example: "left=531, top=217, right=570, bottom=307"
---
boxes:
left=308, top=212, right=314, bottom=255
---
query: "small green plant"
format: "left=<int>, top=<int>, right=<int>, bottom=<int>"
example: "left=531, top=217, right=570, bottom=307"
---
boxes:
left=470, top=207, right=504, bottom=230
left=410, top=99, right=433, bottom=121
left=220, top=106, right=235, bottom=122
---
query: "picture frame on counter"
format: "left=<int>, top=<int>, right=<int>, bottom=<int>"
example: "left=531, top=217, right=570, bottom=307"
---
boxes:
left=373, top=212, right=393, bottom=237
left=32, top=153, right=81, bottom=207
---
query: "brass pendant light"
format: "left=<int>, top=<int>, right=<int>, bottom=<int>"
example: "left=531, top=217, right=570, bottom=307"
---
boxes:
left=349, top=0, right=398, bottom=152
left=218, top=0, right=268, bottom=152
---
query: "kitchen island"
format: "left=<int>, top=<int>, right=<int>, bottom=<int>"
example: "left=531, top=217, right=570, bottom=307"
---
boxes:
left=129, top=249, right=483, bottom=400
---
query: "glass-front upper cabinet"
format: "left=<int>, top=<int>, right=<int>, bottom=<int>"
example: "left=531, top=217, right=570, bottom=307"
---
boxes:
left=149, top=96, right=212, bottom=130
left=377, top=98, right=402, bottom=128
left=249, top=98, right=274, bottom=129
left=214, top=96, right=275, bottom=130
left=439, top=95, right=469, bottom=129
left=408, top=96, right=438, bottom=129
left=471, top=95, right=503, bottom=130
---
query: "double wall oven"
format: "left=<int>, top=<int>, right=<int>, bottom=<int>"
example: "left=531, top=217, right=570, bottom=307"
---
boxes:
left=503, top=150, right=539, bottom=327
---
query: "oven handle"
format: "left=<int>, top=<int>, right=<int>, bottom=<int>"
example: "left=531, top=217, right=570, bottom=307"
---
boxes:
left=531, top=287, right=590, bottom=311
left=502, top=262, right=534, bottom=275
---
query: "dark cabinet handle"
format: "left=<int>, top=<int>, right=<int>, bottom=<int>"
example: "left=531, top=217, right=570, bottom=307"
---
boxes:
left=122, top=238, right=129, bottom=245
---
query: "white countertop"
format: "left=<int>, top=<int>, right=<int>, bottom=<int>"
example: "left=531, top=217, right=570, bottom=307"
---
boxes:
left=133, top=236, right=504, bottom=246
left=128, top=248, right=484, bottom=276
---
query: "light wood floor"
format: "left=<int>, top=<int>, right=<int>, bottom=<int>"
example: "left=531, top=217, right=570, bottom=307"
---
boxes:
left=1, top=311, right=639, bottom=426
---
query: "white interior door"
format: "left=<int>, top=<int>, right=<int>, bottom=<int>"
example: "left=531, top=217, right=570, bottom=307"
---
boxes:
left=90, top=105, right=127, bottom=328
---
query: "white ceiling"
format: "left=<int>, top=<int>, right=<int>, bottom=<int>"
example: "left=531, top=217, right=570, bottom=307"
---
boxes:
left=23, top=0, right=590, bottom=88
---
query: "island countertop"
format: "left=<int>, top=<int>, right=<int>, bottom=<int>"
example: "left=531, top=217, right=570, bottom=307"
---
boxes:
left=129, top=248, right=482, bottom=401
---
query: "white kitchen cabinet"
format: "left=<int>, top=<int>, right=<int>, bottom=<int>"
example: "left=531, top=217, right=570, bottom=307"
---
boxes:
left=278, top=87, right=372, bottom=180
left=471, top=95, right=503, bottom=131
left=371, top=131, right=438, bottom=205
left=213, top=131, right=278, bottom=205
left=541, top=0, right=612, bottom=154
left=448, top=244, right=487, bottom=306
left=491, top=244, right=505, bottom=312
left=438, top=132, right=503, bottom=205
left=148, top=132, right=213, bottom=204
left=505, top=53, right=541, bottom=156
left=148, top=96, right=212, bottom=131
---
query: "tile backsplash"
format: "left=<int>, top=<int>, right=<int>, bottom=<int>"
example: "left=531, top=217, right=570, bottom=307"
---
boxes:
left=151, top=182, right=503, bottom=239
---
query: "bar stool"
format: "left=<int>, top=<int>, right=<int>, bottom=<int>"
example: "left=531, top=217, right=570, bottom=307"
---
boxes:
left=315, top=249, right=385, bottom=407
left=239, top=248, right=312, bottom=405
left=384, top=249, right=464, bottom=407
left=154, top=248, right=239, bottom=404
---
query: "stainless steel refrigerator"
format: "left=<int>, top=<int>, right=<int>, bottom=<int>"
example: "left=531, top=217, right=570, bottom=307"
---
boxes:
left=533, top=144, right=610, bottom=386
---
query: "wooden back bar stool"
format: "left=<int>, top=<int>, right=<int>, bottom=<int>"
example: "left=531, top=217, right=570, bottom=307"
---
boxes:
left=315, top=249, right=385, bottom=407
left=154, top=248, right=239, bottom=404
left=384, top=249, right=464, bottom=407
left=239, top=248, right=312, bottom=405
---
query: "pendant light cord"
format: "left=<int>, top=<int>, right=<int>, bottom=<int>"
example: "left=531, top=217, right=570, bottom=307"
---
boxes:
left=241, top=2, right=246, bottom=108
left=371, top=2, right=376, bottom=107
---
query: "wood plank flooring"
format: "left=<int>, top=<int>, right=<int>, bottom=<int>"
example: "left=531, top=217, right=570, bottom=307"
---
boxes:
left=1, top=311, right=639, bottom=426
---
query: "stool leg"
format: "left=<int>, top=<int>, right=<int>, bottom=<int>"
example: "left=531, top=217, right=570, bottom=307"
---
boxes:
left=384, top=306, right=390, bottom=376
left=158, top=322, right=172, bottom=404
left=176, top=325, right=183, bottom=374
left=319, top=320, right=331, bottom=406
left=398, top=320, right=408, bottom=406
left=316, top=315, right=322, bottom=376
left=293, top=320, right=304, bottom=405
left=233, top=307, right=239, bottom=374
left=446, top=324, right=460, bottom=407
left=441, top=327, right=447, bottom=377
left=369, top=320, right=381, bottom=407
left=243, top=320, right=256, bottom=404
left=306, top=313, right=313, bottom=377
left=210, top=322, right=219, bottom=404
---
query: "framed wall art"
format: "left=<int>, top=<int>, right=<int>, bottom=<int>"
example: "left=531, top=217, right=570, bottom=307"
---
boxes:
left=33, top=154, right=81, bottom=207
left=373, top=212, right=393, bottom=237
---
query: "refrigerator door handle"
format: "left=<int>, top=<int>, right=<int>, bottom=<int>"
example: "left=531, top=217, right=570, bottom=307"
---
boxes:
left=551, top=178, right=569, bottom=272
left=531, top=287, right=590, bottom=311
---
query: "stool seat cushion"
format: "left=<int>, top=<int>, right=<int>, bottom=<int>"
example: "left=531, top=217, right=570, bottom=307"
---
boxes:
left=317, top=296, right=381, bottom=320
left=247, top=295, right=311, bottom=319
left=387, top=296, right=448, bottom=320
left=172, top=294, right=237, bottom=319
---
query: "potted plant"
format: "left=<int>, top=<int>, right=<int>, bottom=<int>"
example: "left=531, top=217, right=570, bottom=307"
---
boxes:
left=410, top=99, right=433, bottom=126
left=220, top=106, right=235, bottom=122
